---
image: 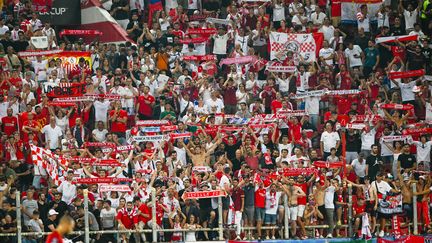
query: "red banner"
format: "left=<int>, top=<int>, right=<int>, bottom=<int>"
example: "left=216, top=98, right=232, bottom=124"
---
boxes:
left=84, top=159, right=121, bottom=166
left=381, top=103, right=414, bottom=110
left=402, top=127, right=432, bottom=135
left=59, top=29, right=103, bottom=38
left=170, top=132, right=193, bottom=139
left=183, top=55, right=216, bottom=61
left=46, top=82, right=87, bottom=98
left=392, top=215, right=401, bottom=239
left=116, top=145, right=134, bottom=152
left=187, top=28, right=217, bottom=35
left=179, top=37, right=208, bottom=44
left=219, top=56, right=257, bottom=67
left=160, top=125, right=178, bottom=132
left=279, top=168, right=319, bottom=177
left=47, top=102, right=77, bottom=107
left=313, top=161, right=344, bottom=168
left=388, top=69, right=425, bottom=79
left=85, top=94, right=121, bottom=100
left=83, top=142, right=116, bottom=148
left=182, top=190, right=227, bottom=200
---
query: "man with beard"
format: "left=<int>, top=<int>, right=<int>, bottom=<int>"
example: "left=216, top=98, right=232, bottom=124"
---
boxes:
left=117, top=201, right=138, bottom=242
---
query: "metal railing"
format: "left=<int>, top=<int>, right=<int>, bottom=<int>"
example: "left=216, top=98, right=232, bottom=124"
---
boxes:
left=3, top=183, right=422, bottom=243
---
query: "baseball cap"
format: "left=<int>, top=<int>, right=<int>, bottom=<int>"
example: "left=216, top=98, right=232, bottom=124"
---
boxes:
left=48, top=209, right=59, bottom=216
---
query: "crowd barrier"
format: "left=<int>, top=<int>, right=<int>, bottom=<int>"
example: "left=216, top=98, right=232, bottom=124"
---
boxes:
left=1, top=183, right=424, bottom=243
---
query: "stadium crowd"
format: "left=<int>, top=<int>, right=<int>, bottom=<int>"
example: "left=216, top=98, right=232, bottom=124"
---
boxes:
left=0, top=0, right=430, bottom=242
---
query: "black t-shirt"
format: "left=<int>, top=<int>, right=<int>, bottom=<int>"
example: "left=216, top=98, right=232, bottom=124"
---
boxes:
left=44, top=218, right=57, bottom=232
left=198, top=197, right=211, bottom=209
left=355, top=35, right=369, bottom=51
left=398, top=153, right=416, bottom=170
left=345, top=132, right=361, bottom=152
left=242, top=184, right=255, bottom=207
left=231, top=157, right=243, bottom=172
left=407, top=51, right=425, bottom=70
left=224, top=141, right=242, bottom=161
left=366, top=154, right=383, bottom=180
left=390, top=25, right=406, bottom=36
left=14, top=163, right=32, bottom=185
left=126, top=21, right=143, bottom=42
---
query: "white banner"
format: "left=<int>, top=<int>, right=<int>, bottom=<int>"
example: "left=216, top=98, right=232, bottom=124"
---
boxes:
left=132, top=135, right=169, bottom=142
left=100, top=185, right=131, bottom=192
left=292, top=90, right=326, bottom=99
left=206, top=18, right=231, bottom=25
left=269, top=32, right=316, bottom=63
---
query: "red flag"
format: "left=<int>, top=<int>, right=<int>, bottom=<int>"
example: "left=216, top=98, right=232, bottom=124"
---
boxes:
left=312, top=32, right=324, bottom=57
left=388, top=69, right=425, bottom=79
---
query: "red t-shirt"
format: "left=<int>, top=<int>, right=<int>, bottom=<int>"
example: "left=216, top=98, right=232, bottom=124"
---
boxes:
left=255, top=188, right=266, bottom=208
left=137, top=94, right=155, bottom=116
left=271, top=100, right=282, bottom=114
left=1, top=116, right=17, bottom=136
left=288, top=122, right=302, bottom=142
left=336, top=98, right=351, bottom=115
left=116, top=208, right=136, bottom=229
left=46, top=231, right=63, bottom=243
left=353, top=203, right=366, bottom=215
left=22, top=120, right=39, bottom=142
left=109, top=109, right=128, bottom=133
left=391, top=46, right=405, bottom=61
left=137, top=203, right=151, bottom=224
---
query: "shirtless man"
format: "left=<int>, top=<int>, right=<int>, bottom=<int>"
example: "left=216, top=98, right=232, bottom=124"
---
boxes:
left=397, top=170, right=413, bottom=223
left=285, top=177, right=306, bottom=238
left=313, top=181, right=326, bottom=238
left=181, top=137, right=221, bottom=166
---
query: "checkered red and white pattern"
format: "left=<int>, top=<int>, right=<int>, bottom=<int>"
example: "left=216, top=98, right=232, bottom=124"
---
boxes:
left=30, top=145, right=67, bottom=186
left=269, top=32, right=316, bottom=62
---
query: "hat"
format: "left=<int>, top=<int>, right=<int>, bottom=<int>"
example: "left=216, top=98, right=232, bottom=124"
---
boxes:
left=419, top=175, right=426, bottom=180
left=48, top=209, right=59, bottom=216
left=200, top=182, right=209, bottom=188
left=403, top=176, right=409, bottom=181
left=325, top=171, right=333, bottom=177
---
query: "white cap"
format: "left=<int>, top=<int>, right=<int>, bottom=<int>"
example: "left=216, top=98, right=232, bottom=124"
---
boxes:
left=48, top=209, right=59, bottom=216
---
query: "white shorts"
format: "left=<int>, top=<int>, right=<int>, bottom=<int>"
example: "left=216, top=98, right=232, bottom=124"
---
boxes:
left=288, top=206, right=298, bottom=221
left=298, top=205, right=306, bottom=218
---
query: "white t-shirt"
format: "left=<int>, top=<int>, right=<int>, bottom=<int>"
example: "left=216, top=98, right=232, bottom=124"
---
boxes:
left=92, top=75, right=109, bottom=91
left=32, top=60, right=48, bottom=81
left=94, top=100, right=111, bottom=123
left=319, top=47, right=335, bottom=65
left=213, top=34, right=229, bottom=55
left=372, top=180, right=392, bottom=195
left=100, top=207, right=117, bottom=228
left=310, top=12, right=326, bottom=25
left=205, top=98, right=224, bottom=113
left=324, top=185, right=335, bottom=209
left=319, top=25, right=335, bottom=42
left=320, top=131, right=340, bottom=153
left=305, top=96, right=320, bottom=115
left=413, top=141, right=432, bottom=162
left=235, top=35, right=249, bottom=54
left=273, top=4, right=285, bottom=21
left=57, top=180, right=77, bottom=205
left=265, top=191, right=282, bottom=215
left=219, top=174, right=230, bottom=190
left=397, top=80, right=415, bottom=102
left=92, top=129, right=108, bottom=142
left=41, top=125, right=63, bottom=149
left=357, top=14, right=370, bottom=32
left=351, top=159, right=367, bottom=177
left=344, top=45, right=363, bottom=67
left=361, top=128, right=376, bottom=151
left=291, top=15, right=307, bottom=31
left=403, top=9, right=417, bottom=30
left=297, top=71, right=311, bottom=92
left=0, top=25, right=9, bottom=35
left=426, top=102, right=432, bottom=121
